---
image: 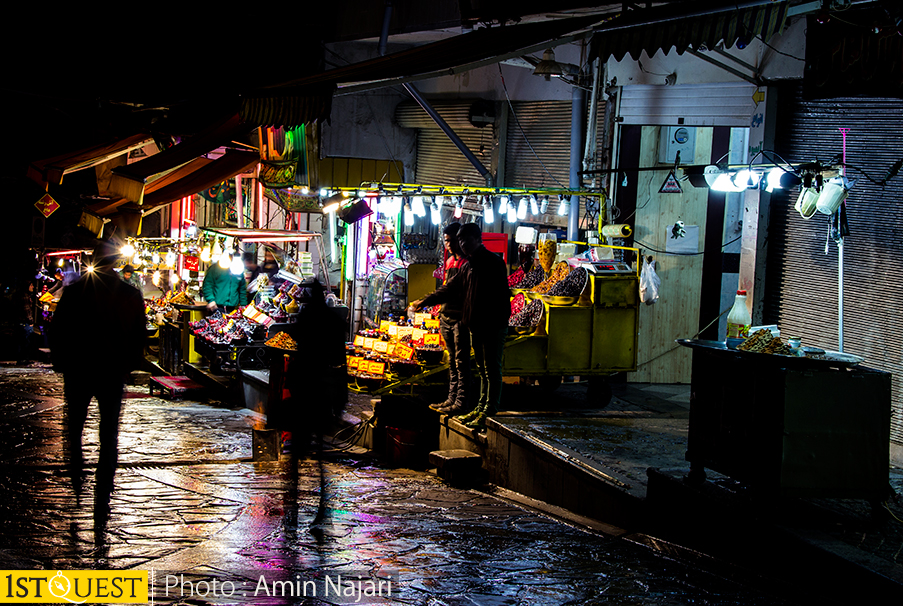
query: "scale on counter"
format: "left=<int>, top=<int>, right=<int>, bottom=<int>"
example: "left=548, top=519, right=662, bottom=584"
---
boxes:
left=578, top=261, right=634, bottom=274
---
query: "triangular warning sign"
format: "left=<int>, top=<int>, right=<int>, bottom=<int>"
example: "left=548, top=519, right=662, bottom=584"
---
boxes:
left=659, top=170, right=682, bottom=194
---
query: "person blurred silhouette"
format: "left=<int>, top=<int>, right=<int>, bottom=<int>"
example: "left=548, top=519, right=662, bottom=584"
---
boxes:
left=281, top=279, right=347, bottom=538
left=51, top=240, right=146, bottom=546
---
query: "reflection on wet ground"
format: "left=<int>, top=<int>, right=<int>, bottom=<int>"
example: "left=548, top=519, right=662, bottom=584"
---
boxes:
left=0, top=364, right=797, bottom=605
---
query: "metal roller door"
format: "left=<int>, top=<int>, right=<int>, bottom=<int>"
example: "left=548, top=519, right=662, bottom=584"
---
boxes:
left=396, top=101, right=494, bottom=187
left=765, top=85, right=903, bottom=453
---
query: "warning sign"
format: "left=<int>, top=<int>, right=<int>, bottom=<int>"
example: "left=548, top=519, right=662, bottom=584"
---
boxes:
left=659, top=171, right=683, bottom=194
left=35, top=194, right=60, bottom=218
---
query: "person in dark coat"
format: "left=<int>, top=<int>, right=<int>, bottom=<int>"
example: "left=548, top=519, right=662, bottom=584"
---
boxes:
left=51, top=240, right=146, bottom=546
left=415, top=222, right=471, bottom=415
left=281, top=279, right=347, bottom=535
left=414, top=223, right=510, bottom=429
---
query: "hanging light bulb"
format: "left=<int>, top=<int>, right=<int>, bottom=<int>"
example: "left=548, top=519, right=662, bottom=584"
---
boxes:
left=454, top=197, right=464, bottom=219
left=391, top=196, right=403, bottom=215
left=152, top=270, right=161, bottom=287
left=404, top=200, right=414, bottom=226
left=57, top=258, right=64, bottom=267
left=558, top=197, right=570, bottom=216
left=483, top=197, right=495, bottom=223
left=733, top=169, right=761, bottom=190
left=218, top=250, right=232, bottom=269
left=200, top=244, right=211, bottom=263
left=499, top=195, right=509, bottom=215
left=230, top=254, right=244, bottom=275
left=412, top=196, right=426, bottom=217
left=507, top=202, right=517, bottom=223
left=530, top=195, right=539, bottom=216
left=319, top=188, right=329, bottom=197
left=517, top=197, right=528, bottom=220
left=212, top=240, right=223, bottom=261
left=152, top=250, right=160, bottom=265
left=166, top=250, right=176, bottom=267
left=132, top=252, right=143, bottom=267
left=540, top=196, right=549, bottom=214
left=170, top=272, right=180, bottom=286
left=430, top=199, right=441, bottom=225
left=121, top=243, right=135, bottom=257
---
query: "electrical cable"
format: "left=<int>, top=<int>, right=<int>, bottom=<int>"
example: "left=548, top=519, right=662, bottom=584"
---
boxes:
left=497, top=64, right=567, bottom=189
left=633, top=235, right=742, bottom=256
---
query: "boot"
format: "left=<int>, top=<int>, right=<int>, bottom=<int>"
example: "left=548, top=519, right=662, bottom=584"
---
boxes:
left=464, top=413, right=487, bottom=429
left=429, top=383, right=458, bottom=411
left=455, top=403, right=483, bottom=424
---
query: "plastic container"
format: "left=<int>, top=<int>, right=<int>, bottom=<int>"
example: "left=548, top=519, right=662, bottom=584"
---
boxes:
left=726, top=290, right=752, bottom=350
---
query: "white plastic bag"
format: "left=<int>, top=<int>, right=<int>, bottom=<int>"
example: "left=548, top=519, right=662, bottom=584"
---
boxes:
left=639, top=259, right=661, bottom=305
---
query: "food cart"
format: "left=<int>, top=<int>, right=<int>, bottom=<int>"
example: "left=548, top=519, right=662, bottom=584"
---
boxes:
left=343, top=245, right=640, bottom=405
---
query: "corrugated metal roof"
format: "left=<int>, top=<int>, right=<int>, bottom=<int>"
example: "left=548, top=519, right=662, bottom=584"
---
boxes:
left=590, top=1, right=789, bottom=62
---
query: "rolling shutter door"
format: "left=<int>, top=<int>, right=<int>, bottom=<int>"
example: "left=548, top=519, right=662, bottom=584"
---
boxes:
left=396, top=101, right=494, bottom=187
left=504, top=100, right=571, bottom=191
left=765, top=85, right=903, bottom=449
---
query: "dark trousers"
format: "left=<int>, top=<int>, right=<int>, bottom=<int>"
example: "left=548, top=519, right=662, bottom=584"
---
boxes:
left=470, top=325, right=507, bottom=414
left=440, top=315, right=472, bottom=407
left=63, top=374, right=124, bottom=493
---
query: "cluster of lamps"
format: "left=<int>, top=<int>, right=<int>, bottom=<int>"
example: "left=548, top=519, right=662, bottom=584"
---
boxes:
left=318, top=184, right=592, bottom=227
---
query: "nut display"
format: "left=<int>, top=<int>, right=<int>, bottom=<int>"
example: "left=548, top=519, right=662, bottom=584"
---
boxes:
left=737, top=328, right=793, bottom=355
left=531, top=261, right=572, bottom=294
left=510, top=292, right=526, bottom=317
left=507, top=268, right=525, bottom=287
left=538, top=239, right=558, bottom=273
left=509, top=299, right=544, bottom=327
left=265, top=332, right=298, bottom=350
left=547, top=266, right=587, bottom=297
left=514, top=267, right=545, bottom=289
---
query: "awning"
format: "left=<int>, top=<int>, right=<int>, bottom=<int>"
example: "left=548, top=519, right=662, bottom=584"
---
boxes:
left=26, top=133, right=154, bottom=187
left=590, top=1, right=789, bottom=63
left=141, top=150, right=259, bottom=214
left=241, top=13, right=605, bottom=126
left=108, top=113, right=254, bottom=204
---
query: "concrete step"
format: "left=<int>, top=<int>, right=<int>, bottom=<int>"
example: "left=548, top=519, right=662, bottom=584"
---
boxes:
left=429, top=449, right=483, bottom=486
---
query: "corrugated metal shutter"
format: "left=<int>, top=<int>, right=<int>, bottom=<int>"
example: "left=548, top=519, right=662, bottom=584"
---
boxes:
left=396, top=101, right=494, bottom=187
left=619, top=83, right=757, bottom=127
left=504, top=100, right=571, bottom=216
left=765, top=85, right=903, bottom=449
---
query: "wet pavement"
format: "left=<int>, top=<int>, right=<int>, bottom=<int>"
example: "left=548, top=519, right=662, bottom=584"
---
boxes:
left=0, top=363, right=802, bottom=605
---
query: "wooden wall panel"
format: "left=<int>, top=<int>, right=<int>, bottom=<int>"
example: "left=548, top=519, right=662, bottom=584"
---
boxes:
left=631, top=126, right=713, bottom=384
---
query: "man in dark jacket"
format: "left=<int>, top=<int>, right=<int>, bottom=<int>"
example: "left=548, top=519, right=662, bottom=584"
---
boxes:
left=415, top=223, right=510, bottom=429
left=51, top=241, right=146, bottom=545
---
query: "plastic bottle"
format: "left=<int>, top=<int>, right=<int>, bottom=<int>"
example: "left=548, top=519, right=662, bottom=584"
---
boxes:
left=726, top=290, right=752, bottom=349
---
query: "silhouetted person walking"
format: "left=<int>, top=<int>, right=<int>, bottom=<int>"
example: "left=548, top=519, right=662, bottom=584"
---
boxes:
left=51, top=240, right=146, bottom=546
left=281, top=279, right=347, bottom=537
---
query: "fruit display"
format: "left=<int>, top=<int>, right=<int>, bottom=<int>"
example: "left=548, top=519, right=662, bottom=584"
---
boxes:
left=737, top=329, right=793, bottom=355
left=513, top=267, right=545, bottom=289
left=547, top=266, right=588, bottom=297
left=190, top=309, right=263, bottom=345
left=510, top=292, right=526, bottom=317
left=507, top=268, right=525, bottom=287
left=538, top=239, right=558, bottom=274
left=509, top=299, right=544, bottom=327
left=265, top=332, right=298, bottom=350
left=531, top=261, right=572, bottom=293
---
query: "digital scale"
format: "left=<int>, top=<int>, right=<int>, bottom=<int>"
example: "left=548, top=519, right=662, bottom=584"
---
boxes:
left=577, top=261, right=634, bottom=275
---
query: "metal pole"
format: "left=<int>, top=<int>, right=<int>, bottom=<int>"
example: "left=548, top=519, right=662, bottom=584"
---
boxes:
left=838, top=240, right=843, bottom=352
left=568, top=73, right=587, bottom=241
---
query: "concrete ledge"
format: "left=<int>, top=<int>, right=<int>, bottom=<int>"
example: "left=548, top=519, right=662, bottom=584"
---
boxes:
left=429, top=449, right=483, bottom=486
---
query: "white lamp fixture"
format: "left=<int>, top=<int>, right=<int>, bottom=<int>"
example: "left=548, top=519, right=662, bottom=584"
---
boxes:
left=218, top=251, right=232, bottom=269
left=412, top=196, right=426, bottom=217
left=507, top=203, right=517, bottom=223
left=530, top=195, right=539, bottom=216
left=430, top=199, right=441, bottom=225
left=404, top=200, right=414, bottom=226
left=499, top=195, right=509, bottom=216
left=483, top=197, right=495, bottom=223
left=558, top=197, right=570, bottom=216
left=533, top=48, right=577, bottom=81
left=517, top=197, right=528, bottom=220
left=230, top=254, right=244, bottom=275
left=454, top=197, right=464, bottom=219
left=540, top=196, right=549, bottom=214
left=732, top=169, right=761, bottom=190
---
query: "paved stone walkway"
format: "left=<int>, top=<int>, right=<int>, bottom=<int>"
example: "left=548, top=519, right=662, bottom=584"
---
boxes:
left=0, top=364, right=797, bottom=605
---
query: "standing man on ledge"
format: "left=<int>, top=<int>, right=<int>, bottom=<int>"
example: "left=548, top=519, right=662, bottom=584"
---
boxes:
left=413, top=223, right=510, bottom=429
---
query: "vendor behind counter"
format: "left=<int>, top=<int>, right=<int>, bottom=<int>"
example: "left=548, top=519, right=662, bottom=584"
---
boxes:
left=201, top=261, right=248, bottom=313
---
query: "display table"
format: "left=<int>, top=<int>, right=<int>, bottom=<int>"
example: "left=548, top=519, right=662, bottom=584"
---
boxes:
left=679, top=339, right=891, bottom=501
